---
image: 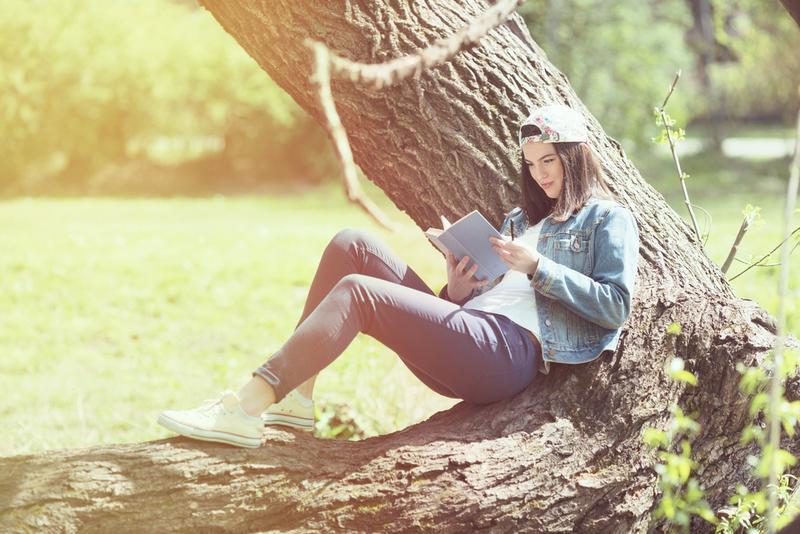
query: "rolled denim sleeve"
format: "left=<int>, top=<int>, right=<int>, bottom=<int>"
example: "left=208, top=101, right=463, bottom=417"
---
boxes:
left=531, top=206, right=639, bottom=329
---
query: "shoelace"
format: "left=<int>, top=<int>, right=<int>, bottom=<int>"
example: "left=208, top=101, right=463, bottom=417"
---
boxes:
left=197, top=391, right=234, bottom=412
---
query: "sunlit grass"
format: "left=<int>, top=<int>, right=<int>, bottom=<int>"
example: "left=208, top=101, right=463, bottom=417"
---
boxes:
left=0, top=176, right=796, bottom=457
left=673, top=191, right=799, bottom=336
left=0, top=182, right=458, bottom=456
left=636, top=149, right=800, bottom=335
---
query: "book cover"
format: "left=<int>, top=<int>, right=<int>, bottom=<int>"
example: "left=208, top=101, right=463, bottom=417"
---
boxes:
left=424, top=210, right=509, bottom=281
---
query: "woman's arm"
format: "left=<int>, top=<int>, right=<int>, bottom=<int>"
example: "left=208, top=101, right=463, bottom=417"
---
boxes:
left=530, top=206, right=639, bottom=330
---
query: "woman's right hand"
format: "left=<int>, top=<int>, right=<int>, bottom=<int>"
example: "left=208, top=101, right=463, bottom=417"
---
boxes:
left=445, top=251, right=489, bottom=302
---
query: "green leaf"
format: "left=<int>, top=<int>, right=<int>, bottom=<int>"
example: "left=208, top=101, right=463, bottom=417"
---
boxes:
left=666, top=322, right=682, bottom=336
left=643, top=427, right=669, bottom=448
left=742, top=203, right=762, bottom=222
left=668, top=357, right=698, bottom=385
left=671, top=369, right=698, bottom=386
left=748, top=392, right=768, bottom=418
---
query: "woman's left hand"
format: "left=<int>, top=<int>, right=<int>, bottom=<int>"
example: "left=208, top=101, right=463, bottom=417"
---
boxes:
left=489, top=236, right=540, bottom=276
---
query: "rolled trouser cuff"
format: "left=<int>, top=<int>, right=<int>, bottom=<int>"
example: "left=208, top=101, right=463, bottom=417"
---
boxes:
left=252, top=366, right=288, bottom=403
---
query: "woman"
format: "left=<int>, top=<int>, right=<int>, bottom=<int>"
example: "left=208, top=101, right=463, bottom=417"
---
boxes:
left=157, top=104, right=639, bottom=448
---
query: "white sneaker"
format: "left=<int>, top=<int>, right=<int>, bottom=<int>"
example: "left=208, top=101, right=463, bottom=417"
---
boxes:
left=262, top=389, right=315, bottom=432
left=158, top=391, right=263, bottom=448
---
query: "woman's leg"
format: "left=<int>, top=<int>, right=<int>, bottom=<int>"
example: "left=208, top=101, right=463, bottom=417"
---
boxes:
left=249, top=272, right=540, bottom=412
left=285, top=228, right=455, bottom=399
left=159, top=229, right=539, bottom=447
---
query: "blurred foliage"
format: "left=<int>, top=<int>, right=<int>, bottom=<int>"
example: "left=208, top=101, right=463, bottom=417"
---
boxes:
left=708, top=0, right=800, bottom=123
left=0, top=0, right=797, bottom=195
left=519, top=0, right=799, bottom=151
left=315, top=400, right=369, bottom=440
left=519, top=0, right=695, bottom=151
left=0, top=0, right=335, bottom=195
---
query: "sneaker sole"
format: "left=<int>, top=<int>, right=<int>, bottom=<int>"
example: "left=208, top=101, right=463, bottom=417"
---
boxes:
left=262, top=413, right=314, bottom=432
left=158, top=413, right=262, bottom=448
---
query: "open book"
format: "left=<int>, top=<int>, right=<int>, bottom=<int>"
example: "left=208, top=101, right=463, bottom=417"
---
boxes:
left=424, top=210, right=509, bottom=281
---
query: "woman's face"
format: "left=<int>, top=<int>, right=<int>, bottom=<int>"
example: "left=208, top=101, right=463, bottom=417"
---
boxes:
left=522, top=142, right=564, bottom=199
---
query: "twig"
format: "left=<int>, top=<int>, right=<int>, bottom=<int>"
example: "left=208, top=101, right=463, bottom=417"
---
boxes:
left=721, top=210, right=759, bottom=274
left=305, top=0, right=526, bottom=230
left=660, top=71, right=681, bottom=110
left=314, top=0, right=526, bottom=89
left=689, top=202, right=712, bottom=245
left=309, top=42, right=399, bottom=232
left=658, top=70, right=704, bottom=247
left=766, top=98, right=800, bottom=534
left=733, top=257, right=781, bottom=267
left=728, top=225, right=800, bottom=281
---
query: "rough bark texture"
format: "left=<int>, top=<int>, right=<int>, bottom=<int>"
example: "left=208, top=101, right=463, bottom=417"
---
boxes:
left=2, top=1, right=798, bottom=532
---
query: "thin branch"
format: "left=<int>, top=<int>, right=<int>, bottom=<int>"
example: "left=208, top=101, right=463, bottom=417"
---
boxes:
left=766, top=99, right=800, bottom=534
left=304, top=0, right=527, bottom=230
left=316, top=0, right=527, bottom=89
left=728, top=225, right=800, bottom=281
left=658, top=70, right=704, bottom=247
left=733, top=257, right=781, bottom=268
left=660, top=70, right=681, bottom=110
left=689, top=202, right=712, bottom=246
left=309, top=42, right=399, bottom=232
left=721, top=210, right=758, bottom=274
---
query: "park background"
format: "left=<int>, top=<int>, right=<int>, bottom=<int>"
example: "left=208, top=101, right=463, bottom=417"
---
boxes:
left=1, top=0, right=798, bottom=456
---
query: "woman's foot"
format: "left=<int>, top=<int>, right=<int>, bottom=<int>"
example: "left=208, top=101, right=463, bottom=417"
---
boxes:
left=262, top=389, right=315, bottom=432
left=158, top=391, right=263, bottom=448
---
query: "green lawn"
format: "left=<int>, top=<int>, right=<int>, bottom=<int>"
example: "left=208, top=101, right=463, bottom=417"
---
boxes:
left=0, top=184, right=460, bottom=456
left=1, top=159, right=797, bottom=457
left=634, top=149, right=799, bottom=336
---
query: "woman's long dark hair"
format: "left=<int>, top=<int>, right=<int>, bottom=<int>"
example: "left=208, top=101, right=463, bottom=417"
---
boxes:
left=520, top=124, right=615, bottom=224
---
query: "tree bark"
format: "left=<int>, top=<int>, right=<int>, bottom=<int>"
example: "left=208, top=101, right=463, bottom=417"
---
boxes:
left=780, top=0, right=800, bottom=27
left=2, top=1, right=798, bottom=532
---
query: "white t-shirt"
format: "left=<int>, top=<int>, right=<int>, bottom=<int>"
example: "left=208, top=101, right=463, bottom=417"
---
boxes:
left=463, top=219, right=550, bottom=374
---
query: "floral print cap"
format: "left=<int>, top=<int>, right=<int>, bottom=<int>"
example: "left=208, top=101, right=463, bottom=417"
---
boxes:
left=518, top=104, right=589, bottom=146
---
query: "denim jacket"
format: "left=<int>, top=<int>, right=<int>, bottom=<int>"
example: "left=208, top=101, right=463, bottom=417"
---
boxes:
left=439, top=197, right=639, bottom=368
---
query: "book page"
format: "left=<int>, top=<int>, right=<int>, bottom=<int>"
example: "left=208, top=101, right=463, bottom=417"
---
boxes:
left=441, top=210, right=508, bottom=281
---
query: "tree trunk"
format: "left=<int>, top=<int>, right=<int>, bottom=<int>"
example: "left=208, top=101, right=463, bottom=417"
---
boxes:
left=1, top=1, right=797, bottom=532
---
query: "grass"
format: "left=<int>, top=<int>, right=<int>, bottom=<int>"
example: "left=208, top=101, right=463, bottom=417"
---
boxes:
left=633, top=148, right=799, bottom=336
left=0, top=150, right=797, bottom=457
left=0, top=184, right=459, bottom=456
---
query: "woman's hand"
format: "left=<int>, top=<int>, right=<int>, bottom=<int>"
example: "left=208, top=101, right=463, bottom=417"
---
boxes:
left=445, top=250, right=490, bottom=302
left=489, top=236, right=540, bottom=276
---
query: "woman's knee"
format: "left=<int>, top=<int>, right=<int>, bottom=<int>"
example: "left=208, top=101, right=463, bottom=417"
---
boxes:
left=333, top=273, right=373, bottom=294
left=330, top=228, right=376, bottom=252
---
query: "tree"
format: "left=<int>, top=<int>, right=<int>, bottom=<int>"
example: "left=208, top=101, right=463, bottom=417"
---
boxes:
left=1, top=1, right=797, bottom=532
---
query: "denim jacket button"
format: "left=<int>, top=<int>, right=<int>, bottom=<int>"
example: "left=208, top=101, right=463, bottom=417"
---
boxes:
left=544, top=319, right=552, bottom=327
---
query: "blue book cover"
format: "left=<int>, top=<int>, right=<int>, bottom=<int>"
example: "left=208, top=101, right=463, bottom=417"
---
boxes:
left=424, top=210, right=509, bottom=281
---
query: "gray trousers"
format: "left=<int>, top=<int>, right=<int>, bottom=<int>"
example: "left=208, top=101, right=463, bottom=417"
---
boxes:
left=253, top=228, right=539, bottom=404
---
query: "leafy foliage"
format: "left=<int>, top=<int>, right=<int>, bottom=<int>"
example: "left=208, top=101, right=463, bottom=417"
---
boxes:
left=0, top=0, right=333, bottom=194
left=519, top=0, right=694, bottom=152
left=706, top=0, right=800, bottom=122
left=646, top=345, right=800, bottom=531
left=644, top=351, right=716, bottom=531
left=715, top=349, right=800, bottom=533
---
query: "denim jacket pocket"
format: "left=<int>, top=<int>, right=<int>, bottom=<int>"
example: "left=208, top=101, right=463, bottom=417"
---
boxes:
left=551, top=231, right=592, bottom=274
